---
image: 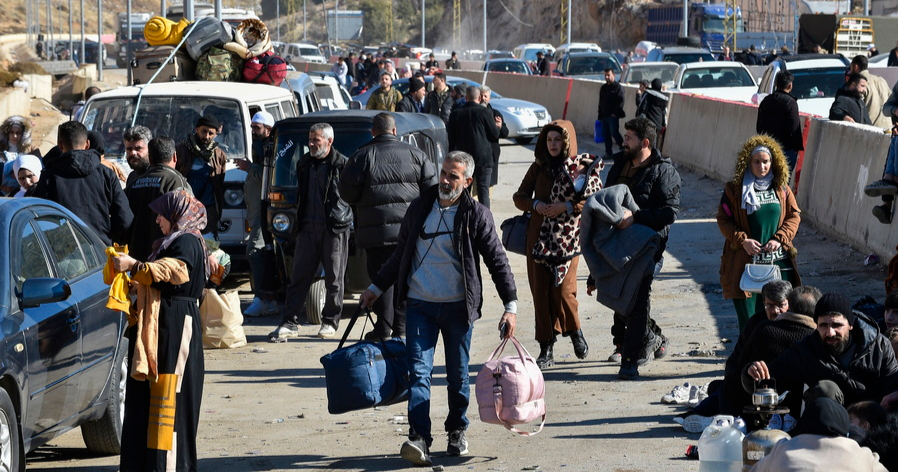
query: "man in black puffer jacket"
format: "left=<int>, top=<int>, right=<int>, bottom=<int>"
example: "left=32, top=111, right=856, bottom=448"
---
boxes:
left=33, top=121, right=133, bottom=246
left=270, top=123, right=354, bottom=341
left=339, top=113, right=437, bottom=338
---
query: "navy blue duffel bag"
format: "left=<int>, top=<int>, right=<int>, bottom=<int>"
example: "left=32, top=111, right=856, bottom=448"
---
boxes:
left=320, top=307, right=409, bottom=414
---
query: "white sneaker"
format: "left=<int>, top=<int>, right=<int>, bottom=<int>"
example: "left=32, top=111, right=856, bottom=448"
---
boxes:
left=783, top=414, right=797, bottom=432
left=768, top=414, right=783, bottom=430
left=268, top=324, right=299, bottom=342
left=661, top=382, right=692, bottom=404
left=318, top=324, right=337, bottom=338
left=243, top=298, right=267, bottom=317
left=687, top=384, right=709, bottom=407
left=683, top=414, right=713, bottom=433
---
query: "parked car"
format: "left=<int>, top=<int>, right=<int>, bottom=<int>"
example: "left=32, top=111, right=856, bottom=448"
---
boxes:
left=751, top=54, right=850, bottom=117
left=554, top=52, right=623, bottom=80
left=482, top=59, right=533, bottom=75
left=645, top=47, right=716, bottom=64
left=282, top=42, right=328, bottom=64
left=353, top=76, right=552, bottom=144
left=553, top=42, right=602, bottom=62
left=513, top=43, right=556, bottom=63
left=307, top=72, right=360, bottom=110
left=0, top=197, right=130, bottom=469
left=620, top=61, right=678, bottom=86
left=482, top=50, right=516, bottom=61
left=671, top=61, right=757, bottom=103
left=264, top=110, right=447, bottom=322
left=80, top=82, right=301, bottom=259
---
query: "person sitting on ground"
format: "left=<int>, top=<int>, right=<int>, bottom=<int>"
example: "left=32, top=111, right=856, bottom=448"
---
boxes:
left=861, top=412, right=898, bottom=470
left=848, top=400, right=888, bottom=436
left=751, top=398, right=888, bottom=472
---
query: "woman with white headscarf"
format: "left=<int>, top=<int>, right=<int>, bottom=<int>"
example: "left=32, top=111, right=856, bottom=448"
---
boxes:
left=12, top=154, right=41, bottom=197
left=717, top=135, right=802, bottom=331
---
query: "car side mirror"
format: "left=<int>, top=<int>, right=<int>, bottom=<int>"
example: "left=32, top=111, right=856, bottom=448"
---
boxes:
left=17, top=278, right=72, bottom=309
left=349, top=100, right=362, bottom=110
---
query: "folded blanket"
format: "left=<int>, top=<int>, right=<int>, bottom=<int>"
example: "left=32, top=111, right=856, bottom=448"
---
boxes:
left=131, top=257, right=190, bottom=382
left=580, top=184, right=661, bottom=314
left=223, top=18, right=272, bottom=59
left=144, top=16, right=191, bottom=47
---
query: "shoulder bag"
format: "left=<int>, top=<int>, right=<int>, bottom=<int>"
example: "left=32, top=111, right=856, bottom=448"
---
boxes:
left=739, top=262, right=781, bottom=293
left=500, top=213, right=530, bottom=255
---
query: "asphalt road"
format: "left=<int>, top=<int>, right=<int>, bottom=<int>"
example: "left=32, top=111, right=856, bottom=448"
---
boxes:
left=24, top=134, right=886, bottom=471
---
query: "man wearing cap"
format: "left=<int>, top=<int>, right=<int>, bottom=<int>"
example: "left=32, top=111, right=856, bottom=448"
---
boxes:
left=367, top=72, right=404, bottom=111
left=535, top=51, right=550, bottom=76
left=425, top=53, right=439, bottom=70
left=396, top=77, right=427, bottom=113
left=237, top=111, right=282, bottom=317
left=176, top=115, right=227, bottom=234
left=445, top=51, right=460, bottom=70
left=744, top=292, right=898, bottom=407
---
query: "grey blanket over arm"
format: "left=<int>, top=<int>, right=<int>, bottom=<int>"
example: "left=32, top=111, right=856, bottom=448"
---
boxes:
left=581, top=184, right=661, bottom=314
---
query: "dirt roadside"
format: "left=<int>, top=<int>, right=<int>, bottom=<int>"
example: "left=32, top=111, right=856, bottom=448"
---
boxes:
left=17, top=89, right=888, bottom=471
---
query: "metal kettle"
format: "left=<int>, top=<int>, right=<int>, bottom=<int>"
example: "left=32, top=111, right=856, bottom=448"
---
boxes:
left=751, top=380, right=789, bottom=408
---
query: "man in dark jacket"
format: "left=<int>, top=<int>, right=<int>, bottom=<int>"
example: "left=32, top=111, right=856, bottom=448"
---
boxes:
left=33, top=121, right=133, bottom=246
left=122, top=125, right=153, bottom=187
left=598, top=68, right=626, bottom=158
left=829, top=72, right=872, bottom=125
left=125, top=136, right=192, bottom=261
left=481, top=85, right=509, bottom=187
left=535, top=51, right=550, bottom=76
left=745, top=293, right=898, bottom=407
left=757, top=71, right=804, bottom=171
left=360, top=151, right=517, bottom=467
left=447, top=86, right=501, bottom=208
left=339, top=113, right=437, bottom=339
left=445, top=51, right=461, bottom=70
left=593, top=118, right=680, bottom=380
left=636, top=78, right=669, bottom=134
left=396, top=77, right=427, bottom=113
left=889, top=40, right=898, bottom=67
left=424, top=72, right=453, bottom=124
left=175, top=115, right=227, bottom=234
left=270, top=123, right=353, bottom=341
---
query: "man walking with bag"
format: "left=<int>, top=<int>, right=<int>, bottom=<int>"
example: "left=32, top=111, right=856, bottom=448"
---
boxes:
left=360, top=151, right=518, bottom=466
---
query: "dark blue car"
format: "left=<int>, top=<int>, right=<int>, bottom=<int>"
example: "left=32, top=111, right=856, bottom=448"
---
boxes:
left=0, top=197, right=128, bottom=469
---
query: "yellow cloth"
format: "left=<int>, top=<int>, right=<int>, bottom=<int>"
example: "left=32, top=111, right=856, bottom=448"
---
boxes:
left=104, top=246, right=131, bottom=313
left=132, top=258, right=190, bottom=382
left=144, top=16, right=191, bottom=47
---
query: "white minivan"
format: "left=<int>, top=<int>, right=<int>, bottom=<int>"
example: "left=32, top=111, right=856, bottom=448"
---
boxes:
left=282, top=42, right=328, bottom=64
left=79, top=81, right=313, bottom=258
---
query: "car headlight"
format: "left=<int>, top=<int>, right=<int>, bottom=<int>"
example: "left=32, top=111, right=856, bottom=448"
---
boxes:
left=505, top=107, right=535, bottom=117
left=224, top=188, right=244, bottom=207
left=272, top=213, right=291, bottom=232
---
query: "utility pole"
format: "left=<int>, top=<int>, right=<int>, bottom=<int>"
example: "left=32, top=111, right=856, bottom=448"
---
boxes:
left=98, top=0, right=103, bottom=81
left=421, top=0, right=425, bottom=48
left=276, top=0, right=279, bottom=42
left=303, top=0, right=307, bottom=41
left=482, top=0, right=486, bottom=54
left=127, top=0, right=132, bottom=84
left=69, top=0, right=74, bottom=58
left=452, top=0, right=459, bottom=51
left=80, top=0, right=85, bottom=65
left=560, top=0, right=569, bottom=45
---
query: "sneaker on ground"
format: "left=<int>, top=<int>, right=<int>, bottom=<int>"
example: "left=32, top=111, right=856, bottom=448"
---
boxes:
left=655, top=335, right=670, bottom=359
left=268, top=324, right=299, bottom=342
left=783, top=414, right=797, bottom=432
left=243, top=298, right=267, bottom=317
left=683, top=414, right=713, bottom=433
left=661, top=382, right=692, bottom=404
left=687, top=384, right=709, bottom=407
left=768, top=414, right=783, bottom=430
left=318, top=324, right=337, bottom=338
left=447, top=429, right=468, bottom=456
left=864, top=179, right=898, bottom=197
left=400, top=436, right=432, bottom=466
left=608, top=346, right=623, bottom=363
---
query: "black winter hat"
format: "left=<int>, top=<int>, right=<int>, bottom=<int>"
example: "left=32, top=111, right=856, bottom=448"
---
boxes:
left=196, top=115, right=221, bottom=130
left=87, top=130, right=106, bottom=155
left=814, top=293, right=856, bottom=326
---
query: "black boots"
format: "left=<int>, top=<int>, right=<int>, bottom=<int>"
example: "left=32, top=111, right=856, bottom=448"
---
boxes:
left=536, top=342, right=555, bottom=369
left=570, top=330, right=589, bottom=359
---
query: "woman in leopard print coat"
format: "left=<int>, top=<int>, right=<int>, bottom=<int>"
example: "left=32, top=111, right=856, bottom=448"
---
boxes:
left=513, top=120, right=603, bottom=369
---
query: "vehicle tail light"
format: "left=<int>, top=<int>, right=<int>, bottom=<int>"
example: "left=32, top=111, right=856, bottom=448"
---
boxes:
left=269, top=192, right=285, bottom=202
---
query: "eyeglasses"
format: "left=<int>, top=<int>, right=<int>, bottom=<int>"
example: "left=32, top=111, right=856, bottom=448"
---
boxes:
left=764, top=301, right=788, bottom=310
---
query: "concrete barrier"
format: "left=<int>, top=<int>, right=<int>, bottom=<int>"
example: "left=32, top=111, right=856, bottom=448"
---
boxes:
left=0, top=87, right=29, bottom=121
left=869, top=67, right=898, bottom=88
left=21, top=74, right=52, bottom=103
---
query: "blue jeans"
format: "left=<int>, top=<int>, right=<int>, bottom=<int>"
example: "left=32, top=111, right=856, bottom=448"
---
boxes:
left=405, top=298, right=472, bottom=446
left=885, top=135, right=898, bottom=177
left=601, top=116, right=623, bottom=156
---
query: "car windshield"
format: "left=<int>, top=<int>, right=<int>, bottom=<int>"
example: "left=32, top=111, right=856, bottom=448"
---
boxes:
left=624, top=65, right=677, bottom=83
left=300, top=47, right=321, bottom=56
left=487, top=61, right=529, bottom=74
left=681, top=67, right=754, bottom=88
left=521, top=49, right=544, bottom=61
left=316, top=84, right=337, bottom=101
left=703, top=17, right=744, bottom=33
left=666, top=53, right=715, bottom=64
left=567, top=56, right=620, bottom=75
left=81, top=96, right=246, bottom=160
left=271, top=128, right=373, bottom=188
left=789, top=68, right=847, bottom=100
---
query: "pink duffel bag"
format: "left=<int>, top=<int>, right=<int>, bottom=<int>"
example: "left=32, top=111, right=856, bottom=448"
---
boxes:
left=475, top=336, right=546, bottom=436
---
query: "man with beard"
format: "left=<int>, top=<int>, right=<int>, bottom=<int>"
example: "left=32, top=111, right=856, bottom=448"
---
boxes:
left=339, top=113, right=437, bottom=339
left=269, top=123, right=353, bottom=341
left=123, top=125, right=153, bottom=187
left=829, top=72, right=872, bottom=124
left=447, top=86, right=501, bottom=208
left=237, top=112, right=282, bottom=317
left=359, top=151, right=517, bottom=466
left=745, top=293, right=898, bottom=408
left=175, top=115, right=227, bottom=235
left=598, top=68, right=626, bottom=158
left=591, top=118, right=680, bottom=380
left=424, top=72, right=453, bottom=125
left=396, top=77, right=427, bottom=113
left=367, top=71, right=404, bottom=111
left=124, top=136, right=193, bottom=261
left=480, top=85, right=508, bottom=188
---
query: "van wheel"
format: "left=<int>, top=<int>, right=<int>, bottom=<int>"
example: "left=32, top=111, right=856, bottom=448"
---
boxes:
left=305, top=278, right=325, bottom=325
left=81, top=337, right=128, bottom=455
left=514, top=137, right=534, bottom=145
left=0, top=388, right=23, bottom=472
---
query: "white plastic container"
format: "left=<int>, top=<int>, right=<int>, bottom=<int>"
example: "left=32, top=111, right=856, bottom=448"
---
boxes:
left=698, top=415, right=745, bottom=472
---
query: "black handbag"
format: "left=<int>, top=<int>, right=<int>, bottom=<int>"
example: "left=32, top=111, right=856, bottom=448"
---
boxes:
left=319, top=307, right=409, bottom=414
left=500, top=213, right=530, bottom=255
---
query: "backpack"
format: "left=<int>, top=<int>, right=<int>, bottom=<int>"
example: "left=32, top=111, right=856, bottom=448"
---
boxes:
left=196, top=47, right=244, bottom=82
left=242, top=51, right=287, bottom=86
